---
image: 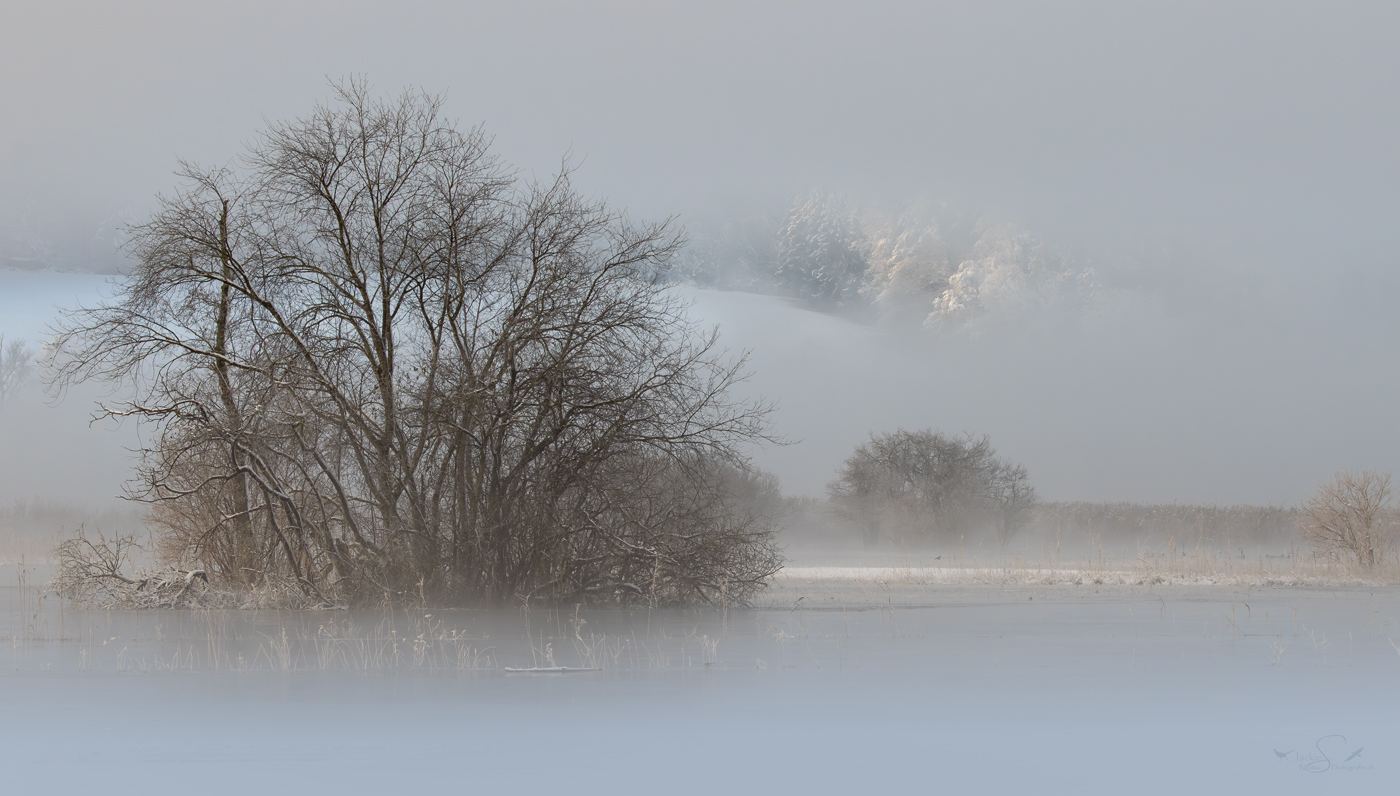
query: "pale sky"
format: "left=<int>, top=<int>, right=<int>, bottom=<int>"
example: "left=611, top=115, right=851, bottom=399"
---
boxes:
left=5, top=2, right=1398, bottom=243
left=4, top=1, right=1400, bottom=505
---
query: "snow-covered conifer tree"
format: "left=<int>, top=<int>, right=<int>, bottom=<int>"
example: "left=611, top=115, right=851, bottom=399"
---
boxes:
left=772, top=191, right=868, bottom=309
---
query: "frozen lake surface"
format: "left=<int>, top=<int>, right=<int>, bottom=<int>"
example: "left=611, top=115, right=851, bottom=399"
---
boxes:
left=3, top=567, right=1395, bottom=794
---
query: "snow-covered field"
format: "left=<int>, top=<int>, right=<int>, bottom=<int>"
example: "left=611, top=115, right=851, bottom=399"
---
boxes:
left=767, top=561, right=1400, bottom=603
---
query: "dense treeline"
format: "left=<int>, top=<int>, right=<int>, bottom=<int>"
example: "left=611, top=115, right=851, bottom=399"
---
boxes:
left=1027, top=501, right=1298, bottom=548
left=784, top=496, right=1299, bottom=551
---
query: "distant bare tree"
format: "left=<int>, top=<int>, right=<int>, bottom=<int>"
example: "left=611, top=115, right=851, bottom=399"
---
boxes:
left=0, top=335, right=35, bottom=403
left=987, top=460, right=1036, bottom=545
left=1298, top=470, right=1395, bottom=568
left=828, top=429, right=1034, bottom=546
left=50, top=79, right=780, bottom=607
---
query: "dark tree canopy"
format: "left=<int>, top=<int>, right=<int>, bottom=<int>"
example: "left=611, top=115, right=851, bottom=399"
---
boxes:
left=828, top=429, right=1035, bottom=547
left=52, top=80, right=780, bottom=607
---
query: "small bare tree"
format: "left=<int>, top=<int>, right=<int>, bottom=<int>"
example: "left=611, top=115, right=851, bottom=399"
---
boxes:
left=1298, top=470, right=1395, bottom=568
left=0, top=334, right=35, bottom=403
left=987, top=460, right=1036, bottom=546
left=828, top=429, right=1034, bottom=547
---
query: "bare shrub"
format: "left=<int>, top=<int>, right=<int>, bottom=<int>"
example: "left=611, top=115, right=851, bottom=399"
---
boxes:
left=51, top=529, right=142, bottom=603
left=1298, top=470, right=1396, bottom=568
left=51, top=528, right=316, bottom=609
left=49, top=530, right=214, bottom=608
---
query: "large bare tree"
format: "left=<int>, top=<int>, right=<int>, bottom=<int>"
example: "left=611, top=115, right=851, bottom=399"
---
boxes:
left=51, top=79, right=780, bottom=606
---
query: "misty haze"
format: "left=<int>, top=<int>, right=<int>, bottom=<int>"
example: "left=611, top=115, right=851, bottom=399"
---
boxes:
left=3, top=3, right=1399, bottom=794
